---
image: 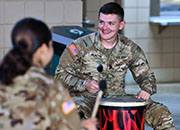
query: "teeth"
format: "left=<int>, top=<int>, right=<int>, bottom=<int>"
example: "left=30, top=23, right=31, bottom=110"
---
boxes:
left=103, top=31, right=110, bottom=34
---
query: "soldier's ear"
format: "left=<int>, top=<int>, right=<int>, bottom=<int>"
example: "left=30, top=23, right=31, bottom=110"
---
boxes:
left=38, top=43, right=48, bottom=56
left=119, top=21, right=126, bottom=30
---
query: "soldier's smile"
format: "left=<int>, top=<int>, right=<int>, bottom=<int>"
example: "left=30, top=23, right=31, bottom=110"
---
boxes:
left=98, top=13, right=121, bottom=43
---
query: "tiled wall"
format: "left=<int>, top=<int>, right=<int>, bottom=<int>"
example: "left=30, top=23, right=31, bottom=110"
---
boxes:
left=85, top=0, right=180, bottom=83
left=123, top=0, right=180, bottom=82
left=0, top=0, right=82, bottom=59
left=123, top=0, right=180, bottom=83
left=0, top=0, right=180, bottom=83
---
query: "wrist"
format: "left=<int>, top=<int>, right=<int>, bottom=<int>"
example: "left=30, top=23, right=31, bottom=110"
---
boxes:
left=84, top=80, right=89, bottom=89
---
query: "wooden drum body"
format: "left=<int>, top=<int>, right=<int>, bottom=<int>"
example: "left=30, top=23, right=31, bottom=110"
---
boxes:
left=99, top=97, right=149, bottom=130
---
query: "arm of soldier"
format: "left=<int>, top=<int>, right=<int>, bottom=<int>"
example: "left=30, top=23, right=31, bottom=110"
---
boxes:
left=55, top=47, right=99, bottom=93
left=54, top=48, right=87, bottom=92
left=55, top=64, right=99, bottom=94
left=129, top=45, right=157, bottom=96
left=48, top=81, right=82, bottom=130
left=55, top=65, right=86, bottom=92
left=48, top=81, right=98, bottom=130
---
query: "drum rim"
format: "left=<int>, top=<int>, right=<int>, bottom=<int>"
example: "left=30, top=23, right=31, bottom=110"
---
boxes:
left=100, top=97, right=149, bottom=107
left=100, top=101, right=149, bottom=107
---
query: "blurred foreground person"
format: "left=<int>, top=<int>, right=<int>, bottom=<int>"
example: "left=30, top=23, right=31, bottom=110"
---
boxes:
left=0, top=18, right=97, bottom=130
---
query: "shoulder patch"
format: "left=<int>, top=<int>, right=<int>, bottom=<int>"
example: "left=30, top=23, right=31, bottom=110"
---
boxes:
left=68, top=43, right=79, bottom=56
left=60, top=98, right=76, bottom=115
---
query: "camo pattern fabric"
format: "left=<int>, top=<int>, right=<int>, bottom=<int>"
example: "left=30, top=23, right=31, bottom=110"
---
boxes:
left=145, top=101, right=175, bottom=130
left=55, top=32, right=175, bottom=129
left=0, top=66, right=81, bottom=130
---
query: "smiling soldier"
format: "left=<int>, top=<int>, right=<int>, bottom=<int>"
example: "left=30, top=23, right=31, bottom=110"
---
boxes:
left=55, top=2, right=175, bottom=130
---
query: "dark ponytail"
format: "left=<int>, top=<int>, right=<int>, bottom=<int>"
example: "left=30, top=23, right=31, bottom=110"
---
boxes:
left=0, top=18, right=52, bottom=85
left=0, top=40, right=32, bottom=85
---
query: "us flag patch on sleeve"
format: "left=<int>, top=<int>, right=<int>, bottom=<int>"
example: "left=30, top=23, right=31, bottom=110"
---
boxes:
left=68, top=43, right=79, bottom=56
left=60, top=98, right=76, bottom=115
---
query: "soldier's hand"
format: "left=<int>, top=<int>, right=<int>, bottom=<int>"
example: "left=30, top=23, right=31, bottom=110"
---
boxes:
left=81, top=117, right=97, bottom=130
left=84, top=80, right=99, bottom=94
left=136, top=90, right=150, bottom=100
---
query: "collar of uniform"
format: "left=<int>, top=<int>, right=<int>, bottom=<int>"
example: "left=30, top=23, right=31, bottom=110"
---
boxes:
left=28, top=65, right=45, bottom=74
left=93, top=31, right=102, bottom=50
left=115, top=33, right=123, bottom=52
left=14, top=65, right=45, bottom=82
left=93, top=32, right=113, bottom=51
left=93, top=32, right=123, bottom=52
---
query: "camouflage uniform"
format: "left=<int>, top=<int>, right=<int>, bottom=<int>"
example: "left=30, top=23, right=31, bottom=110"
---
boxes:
left=55, top=32, right=175, bottom=130
left=0, top=65, right=82, bottom=130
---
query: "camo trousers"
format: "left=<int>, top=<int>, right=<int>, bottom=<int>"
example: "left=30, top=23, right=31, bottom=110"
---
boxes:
left=145, top=101, right=175, bottom=130
left=73, top=96, right=176, bottom=130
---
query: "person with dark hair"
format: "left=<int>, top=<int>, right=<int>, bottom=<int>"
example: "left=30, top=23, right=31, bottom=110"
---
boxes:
left=0, top=17, right=97, bottom=130
left=55, top=2, right=175, bottom=130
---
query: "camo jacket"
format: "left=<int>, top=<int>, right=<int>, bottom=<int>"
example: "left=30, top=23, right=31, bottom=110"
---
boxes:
left=0, top=66, right=81, bottom=130
left=55, top=32, right=157, bottom=98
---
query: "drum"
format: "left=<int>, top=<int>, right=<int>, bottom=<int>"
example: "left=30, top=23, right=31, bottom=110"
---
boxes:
left=99, top=97, right=149, bottom=130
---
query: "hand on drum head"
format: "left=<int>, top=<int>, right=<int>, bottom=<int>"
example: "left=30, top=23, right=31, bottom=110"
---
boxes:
left=84, top=80, right=99, bottom=94
left=136, top=90, right=150, bottom=100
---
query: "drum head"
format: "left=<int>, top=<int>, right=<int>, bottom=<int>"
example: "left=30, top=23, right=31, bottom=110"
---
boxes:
left=100, top=97, right=149, bottom=107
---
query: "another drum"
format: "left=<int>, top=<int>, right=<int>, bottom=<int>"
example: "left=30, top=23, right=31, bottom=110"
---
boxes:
left=99, top=97, right=149, bottom=130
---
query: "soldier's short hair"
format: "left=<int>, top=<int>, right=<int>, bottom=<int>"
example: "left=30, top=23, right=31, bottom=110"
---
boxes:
left=98, top=2, right=124, bottom=21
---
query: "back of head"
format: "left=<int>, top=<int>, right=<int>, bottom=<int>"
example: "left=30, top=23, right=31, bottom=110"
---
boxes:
left=11, top=18, right=52, bottom=53
left=0, top=18, right=52, bottom=85
left=98, top=2, right=124, bottom=21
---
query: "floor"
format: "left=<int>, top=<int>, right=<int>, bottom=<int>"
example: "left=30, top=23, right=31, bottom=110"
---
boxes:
left=126, top=83, right=180, bottom=130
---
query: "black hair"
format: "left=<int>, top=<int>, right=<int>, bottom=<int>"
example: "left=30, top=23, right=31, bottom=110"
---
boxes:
left=98, top=2, right=124, bottom=21
left=0, top=18, right=52, bottom=85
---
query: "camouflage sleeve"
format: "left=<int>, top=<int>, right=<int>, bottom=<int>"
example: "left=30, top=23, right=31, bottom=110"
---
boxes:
left=47, top=81, right=82, bottom=130
left=129, top=44, right=157, bottom=95
left=0, top=79, right=81, bottom=130
left=55, top=46, right=86, bottom=92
